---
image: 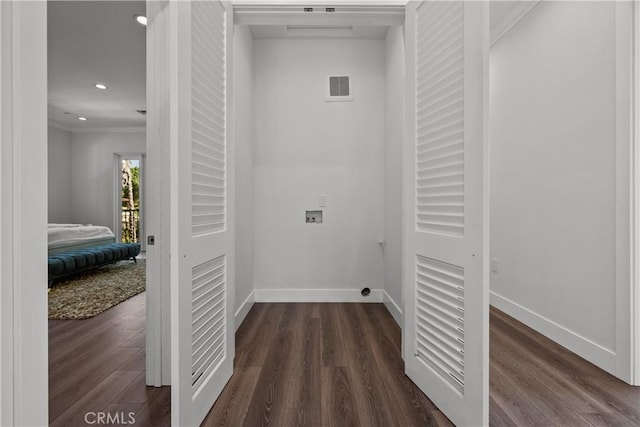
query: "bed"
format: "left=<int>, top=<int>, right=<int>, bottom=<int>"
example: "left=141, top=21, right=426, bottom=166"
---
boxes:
left=48, top=223, right=116, bottom=255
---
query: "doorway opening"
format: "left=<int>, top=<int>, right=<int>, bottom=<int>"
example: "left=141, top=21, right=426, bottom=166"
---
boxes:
left=46, top=1, right=168, bottom=425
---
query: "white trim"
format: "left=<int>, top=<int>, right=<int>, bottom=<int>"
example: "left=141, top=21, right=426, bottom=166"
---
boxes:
left=0, top=4, right=14, bottom=424
left=615, top=0, right=635, bottom=385
left=146, top=0, right=171, bottom=387
left=632, top=0, right=640, bottom=387
left=234, top=3, right=404, bottom=26
left=490, top=1, right=539, bottom=48
left=70, top=126, right=146, bottom=134
left=232, top=0, right=409, bottom=6
left=383, top=291, right=402, bottom=327
left=235, top=290, right=255, bottom=331
left=0, top=2, right=48, bottom=425
left=491, top=291, right=617, bottom=375
left=254, top=288, right=383, bottom=303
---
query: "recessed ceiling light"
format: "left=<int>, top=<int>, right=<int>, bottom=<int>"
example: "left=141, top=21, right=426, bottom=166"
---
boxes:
left=134, top=14, right=147, bottom=26
left=95, top=83, right=107, bottom=90
left=78, top=116, right=88, bottom=121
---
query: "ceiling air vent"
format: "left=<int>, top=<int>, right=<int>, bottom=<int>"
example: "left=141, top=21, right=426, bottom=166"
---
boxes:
left=326, top=75, right=353, bottom=102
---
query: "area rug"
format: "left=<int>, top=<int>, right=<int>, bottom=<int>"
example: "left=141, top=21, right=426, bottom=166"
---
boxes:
left=48, top=260, right=145, bottom=320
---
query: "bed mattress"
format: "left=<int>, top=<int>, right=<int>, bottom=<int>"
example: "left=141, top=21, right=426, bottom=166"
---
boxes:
left=48, top=224, right=116, bottom=254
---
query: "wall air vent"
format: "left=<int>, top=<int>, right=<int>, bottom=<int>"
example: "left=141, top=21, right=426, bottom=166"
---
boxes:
left=330, top=76, right=349, bottom=96
left=326, top=75, right=353, bottom=102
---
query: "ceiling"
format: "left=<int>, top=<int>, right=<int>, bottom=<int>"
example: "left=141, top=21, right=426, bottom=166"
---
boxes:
left=48, top=1, right=146, bottom=130
left=47, top=1, right=528, bottom=130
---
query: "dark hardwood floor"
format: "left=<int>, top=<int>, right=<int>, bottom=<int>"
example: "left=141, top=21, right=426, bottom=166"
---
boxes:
left=49, top=292, right=171, bottom=427
left=203, top=303, right=452, bottom=427
left=490, top=307, right=640, bottom=426
left=50, top=296, right=640, bottom=426
left=206, top=303, right=640, bottom=427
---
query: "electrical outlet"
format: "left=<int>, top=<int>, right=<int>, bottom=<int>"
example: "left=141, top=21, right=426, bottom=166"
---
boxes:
left=491, top=258, right=499, bottom=274
left=306, top=210, right=323, bottom=224
left=319, top=194, right=327, bottom=207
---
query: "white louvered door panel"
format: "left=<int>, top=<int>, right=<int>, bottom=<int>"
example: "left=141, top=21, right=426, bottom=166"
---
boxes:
left=415, top=0, right=465, bottom=237
left=403, top=1, right=489, bottom=426
left=169, top=1, right=234, bottom=426
left=191, top=256, right=226, bottom=392
left=416, top=256, right=465, bottom=394
left=192, top=0, right=226, bottom=236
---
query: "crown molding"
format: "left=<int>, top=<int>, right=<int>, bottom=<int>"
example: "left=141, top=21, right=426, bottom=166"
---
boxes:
left=69, top=126, right=146, bottom=134
left=48, top=120, right=145, bottom=134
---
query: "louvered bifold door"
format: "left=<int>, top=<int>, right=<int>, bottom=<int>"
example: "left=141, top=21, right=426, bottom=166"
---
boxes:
left=169, top=1, right=235, bottom=426
left=403, top=1, right=489, bottom=426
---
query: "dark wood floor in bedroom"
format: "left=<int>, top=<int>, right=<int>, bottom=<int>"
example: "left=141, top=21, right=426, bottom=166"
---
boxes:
left=48, top=292, right=170, bottom=426
left=49, top=296, right=640, bottom=426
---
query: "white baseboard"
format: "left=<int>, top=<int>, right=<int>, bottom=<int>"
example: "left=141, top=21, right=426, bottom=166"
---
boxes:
left=383, top=291, right=402, bottom=327
left=490, top=291, right=616, bottom=375
left=254, top=288, right=383, bottom=303
left=234, top=290, right=255, bottom=331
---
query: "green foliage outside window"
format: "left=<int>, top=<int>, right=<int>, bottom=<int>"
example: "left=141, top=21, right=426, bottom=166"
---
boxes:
left=121, top=161, right=140, bottom=243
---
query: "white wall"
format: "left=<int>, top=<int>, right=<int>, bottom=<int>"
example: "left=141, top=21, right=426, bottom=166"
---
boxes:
left=70, top=130, right=146, bottom=230
left=490, top=1, right=618, bottom=371
left=252, top=38, right=385, bottom=298
left=383, top=26, right=405, bottom=325
left=48, top=126, right=73, bottom=223
left=234, top=25, right=255, bottom=323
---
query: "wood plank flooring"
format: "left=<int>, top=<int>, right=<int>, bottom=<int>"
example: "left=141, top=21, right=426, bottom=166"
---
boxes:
left=203, top=303, right=452, bottom=427
left=490, top=307, right=640, bottom=426
left=50, top=296, right=640, bottom=426
left=206, top=303, right=640, bottom=427
left=49, top=292, right=171, bottom=427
